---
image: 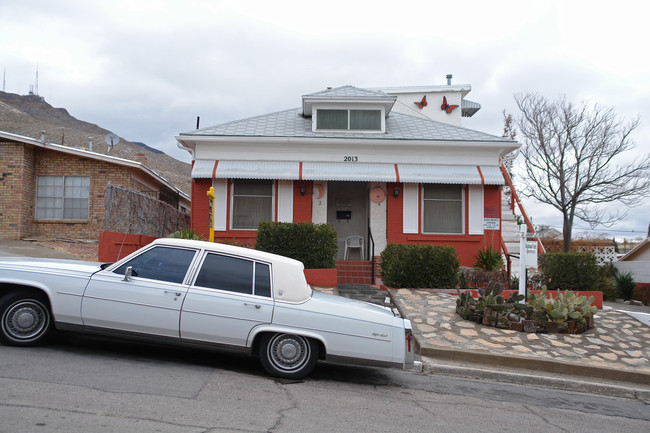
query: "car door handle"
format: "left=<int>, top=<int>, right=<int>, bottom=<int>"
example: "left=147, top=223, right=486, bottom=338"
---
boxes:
left=244, top=303, right=261, bottom=309
left=164, top=291, right=182, bottom=297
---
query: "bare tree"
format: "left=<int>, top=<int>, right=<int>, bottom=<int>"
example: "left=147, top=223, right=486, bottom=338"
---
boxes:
left=513, top=93, right=650, bottom=252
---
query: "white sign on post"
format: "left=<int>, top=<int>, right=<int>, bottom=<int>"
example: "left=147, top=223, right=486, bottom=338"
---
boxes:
left=525, top=241, right=538, bottom=269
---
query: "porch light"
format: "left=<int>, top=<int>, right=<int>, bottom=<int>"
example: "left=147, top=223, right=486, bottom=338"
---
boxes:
left=300, top=183, right=306, bottom=196
left=393, top=186, right=400, bottom=198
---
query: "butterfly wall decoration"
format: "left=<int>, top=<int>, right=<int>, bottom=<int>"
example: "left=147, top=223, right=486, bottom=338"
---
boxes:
left=414, top=95, right=427, bottom=109
left=441, top=96, right=459, bottom=113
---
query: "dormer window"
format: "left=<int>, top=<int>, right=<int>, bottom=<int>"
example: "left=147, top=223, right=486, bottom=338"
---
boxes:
left=303, top=86, right=395, bottom=134
left=316, top=109, right=382, bottom=132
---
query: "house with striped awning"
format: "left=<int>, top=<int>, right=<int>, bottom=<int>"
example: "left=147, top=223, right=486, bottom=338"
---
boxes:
left=176, top=79, right=520, bottom=277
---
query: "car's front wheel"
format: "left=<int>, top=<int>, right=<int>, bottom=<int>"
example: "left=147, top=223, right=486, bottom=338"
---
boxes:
left=0, top=291, right=52, bottom=346
left=259, top=333, right=318, bottom=379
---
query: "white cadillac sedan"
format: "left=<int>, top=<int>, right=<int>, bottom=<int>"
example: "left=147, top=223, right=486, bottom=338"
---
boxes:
left=0, top=239, right=413, bottom=379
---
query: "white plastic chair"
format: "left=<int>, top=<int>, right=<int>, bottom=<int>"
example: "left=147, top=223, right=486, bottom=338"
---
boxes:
left=344, top=235, right=364, bottom=260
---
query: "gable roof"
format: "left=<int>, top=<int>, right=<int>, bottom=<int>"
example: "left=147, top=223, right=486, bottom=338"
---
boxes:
left=0, top=130, right=189, bottom=201
left=619, top=238, right=650, bottom=261
left=181, top=107, right=512, bottom=144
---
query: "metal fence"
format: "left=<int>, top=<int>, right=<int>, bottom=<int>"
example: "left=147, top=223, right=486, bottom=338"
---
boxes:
left=104, top=182, right=190, bottom=237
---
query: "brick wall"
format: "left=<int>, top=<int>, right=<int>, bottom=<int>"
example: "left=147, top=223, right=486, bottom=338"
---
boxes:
left=31, top=147, right=133, bottom=239
left=1, top=139, right=147, bottom=240
left=0, top=141, right=35, bottom=239
left=293, top=181, right=313, bottom=223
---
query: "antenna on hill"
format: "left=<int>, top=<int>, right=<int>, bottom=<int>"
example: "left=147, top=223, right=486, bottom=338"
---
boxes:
left=105, top=133, right=119, bottom=154
left=2, top=69, right=5, bottom=92
left=35, top=62, right=39, bottom=96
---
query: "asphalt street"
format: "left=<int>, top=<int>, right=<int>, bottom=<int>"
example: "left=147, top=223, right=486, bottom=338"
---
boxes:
left=0, top=333, right=648, bottom=432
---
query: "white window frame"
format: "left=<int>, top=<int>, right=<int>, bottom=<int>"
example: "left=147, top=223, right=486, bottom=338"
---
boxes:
left=230, top=179, right=275, bottom=230
left=35, top=175, right=90, bottom=221
left=467, top=185, right=484, bottom=235
left=313, top=104, right=386, bottom=133
left=421, top=184, right=465, bottom=235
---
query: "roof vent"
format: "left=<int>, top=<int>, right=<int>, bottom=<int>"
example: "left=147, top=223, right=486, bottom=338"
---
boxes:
left=446, top=74, right=453, bottom=85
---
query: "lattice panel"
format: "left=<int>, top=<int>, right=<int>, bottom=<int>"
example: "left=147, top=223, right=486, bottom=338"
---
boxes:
left=574, top=245, right=616, bottom=266
left=105, top=183, right=190, bottom=237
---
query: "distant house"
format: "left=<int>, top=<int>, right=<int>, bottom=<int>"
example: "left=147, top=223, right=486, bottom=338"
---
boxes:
left=616, top=238, right=650, bottom=284
left=0, top=130, right=190, bottom=240
left=176, top=79, right=522, bottom=273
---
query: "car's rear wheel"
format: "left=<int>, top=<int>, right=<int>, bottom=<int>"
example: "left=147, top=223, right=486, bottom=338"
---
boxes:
left=0, top=291, right=52, bottom=346
left=259, top=333, right=318, bottom=379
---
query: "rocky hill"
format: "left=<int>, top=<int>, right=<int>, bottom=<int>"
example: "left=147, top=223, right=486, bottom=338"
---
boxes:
left=0, top=91, right=191, bottom=194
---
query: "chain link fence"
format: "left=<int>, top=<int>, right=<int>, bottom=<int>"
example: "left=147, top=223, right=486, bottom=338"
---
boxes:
left=105, top=182, right=190, bottom=237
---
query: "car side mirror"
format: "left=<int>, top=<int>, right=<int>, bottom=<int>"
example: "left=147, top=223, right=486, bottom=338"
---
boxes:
left=123, top=266, right=133, bottom=282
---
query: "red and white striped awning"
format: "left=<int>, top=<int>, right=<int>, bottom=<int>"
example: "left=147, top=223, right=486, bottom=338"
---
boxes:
left=191, top=160, right=504, bottom=185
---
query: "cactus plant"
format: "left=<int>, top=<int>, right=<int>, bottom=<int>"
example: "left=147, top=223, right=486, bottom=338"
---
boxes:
left=459, top=283, right=597, bottom=333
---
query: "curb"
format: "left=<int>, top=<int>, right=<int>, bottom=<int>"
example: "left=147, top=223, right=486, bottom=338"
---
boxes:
left=419, top=356, right=650, bottom=401
left=417, top=345, right=650, bottom=386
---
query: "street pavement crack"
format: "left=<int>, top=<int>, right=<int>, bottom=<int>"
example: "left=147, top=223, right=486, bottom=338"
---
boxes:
left=522, top=404, right=571, bottom=433
left=266, top=379, right=300, bottom=432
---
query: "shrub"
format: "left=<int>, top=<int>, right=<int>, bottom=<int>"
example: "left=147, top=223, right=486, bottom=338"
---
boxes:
left=473, top=246, right=504, bottom=271
left=633, top=283, right=650, bottom=306
left=597, top=263, right=619, bottom=300
left=255, top=222, right=337, bottom=269
left=538, top=252, right=599, bottom=292
left=380, top=244, right=459, bottom=289
left=614, top=270, right=636, bottom=300
left=167, top=229, right=205, bottom=240
left=460, top=268, right=508, bottom=289
left=597, top=275, right=619, bottom=301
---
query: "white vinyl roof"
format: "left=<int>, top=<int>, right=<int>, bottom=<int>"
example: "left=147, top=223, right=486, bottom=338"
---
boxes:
left=192, top=159, right=505, bottom=185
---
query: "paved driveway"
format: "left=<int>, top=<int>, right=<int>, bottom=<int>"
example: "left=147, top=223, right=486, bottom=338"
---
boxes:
left=0, top=239, right=79, bottom=259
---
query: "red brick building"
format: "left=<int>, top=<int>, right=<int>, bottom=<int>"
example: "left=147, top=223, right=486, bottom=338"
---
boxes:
left=0, top=131, right=190, bottom=240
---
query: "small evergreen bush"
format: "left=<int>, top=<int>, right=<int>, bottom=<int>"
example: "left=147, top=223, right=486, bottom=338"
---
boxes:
left=167, top=229, right=205, bottom=240
left=633, top=283, right=650, bottom=306
left=380, top=244, right=459, bottom=289
left=473, top=246, right=504, bottom=271
left=597, top=263, right=619, bottom=300
left=614, top=270, right=636, bottom=300
left=538, top=252, right=599, bottom=292
left=255, top=222, right=337, bottom=269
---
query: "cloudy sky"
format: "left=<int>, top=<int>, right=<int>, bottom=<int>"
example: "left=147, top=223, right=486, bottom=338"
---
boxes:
left=2, top=0, right=648, bottom=240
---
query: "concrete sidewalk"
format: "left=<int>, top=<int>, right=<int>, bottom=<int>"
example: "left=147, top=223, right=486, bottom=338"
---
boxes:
left=0, top=239, right=81, bottom=259
left=388, top=288, right=650, bottom=399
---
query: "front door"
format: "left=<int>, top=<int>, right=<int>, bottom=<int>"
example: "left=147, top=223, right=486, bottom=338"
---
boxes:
left=81, top=245, right=198, bottom=338
left=327, top=181, right=368, bottom=260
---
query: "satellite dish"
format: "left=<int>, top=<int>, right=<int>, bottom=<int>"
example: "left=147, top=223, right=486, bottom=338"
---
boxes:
left=105, top=133, right=119, bottom=154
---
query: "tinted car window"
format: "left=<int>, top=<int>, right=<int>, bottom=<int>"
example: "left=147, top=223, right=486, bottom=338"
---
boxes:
left=113, top=246, right=196, bottom=284
left=255, top=263, right=271, bottom=298
left=195, top=253, right=254, bottom=294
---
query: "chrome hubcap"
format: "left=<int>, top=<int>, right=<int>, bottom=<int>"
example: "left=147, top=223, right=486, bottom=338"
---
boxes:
left=3, top=301, right=47, bottom=340
left=269, top=335, right=309, bottom=371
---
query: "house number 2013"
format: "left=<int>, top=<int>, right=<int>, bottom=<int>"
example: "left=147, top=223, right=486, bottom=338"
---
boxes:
left=344, top=156, right=359, bottom=162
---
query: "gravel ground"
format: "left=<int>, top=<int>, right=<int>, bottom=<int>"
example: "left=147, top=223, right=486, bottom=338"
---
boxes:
left=35, top=240, right=99, bottom=262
